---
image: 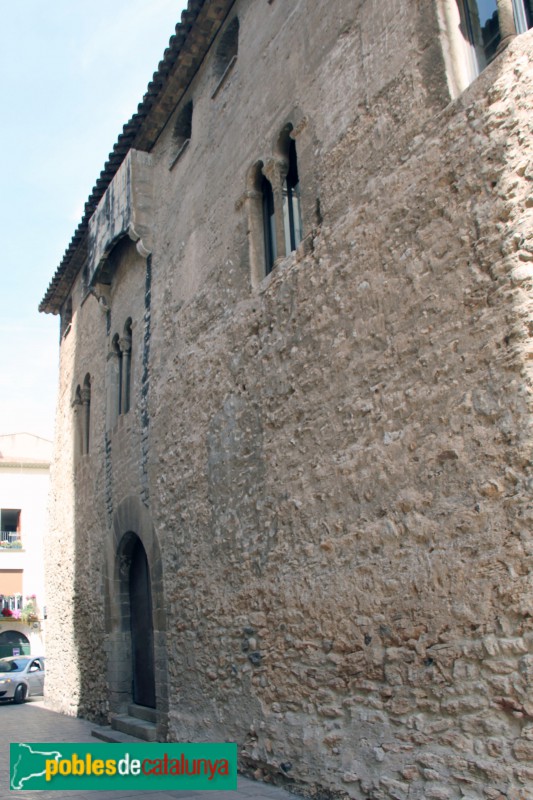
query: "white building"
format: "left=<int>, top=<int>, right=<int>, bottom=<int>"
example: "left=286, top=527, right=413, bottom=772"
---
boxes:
left=0, top=433, right=52, bottom=656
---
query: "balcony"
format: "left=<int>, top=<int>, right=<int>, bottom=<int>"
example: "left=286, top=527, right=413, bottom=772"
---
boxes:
left=0, top=594, right=39, bottom=625
left=0, top=531, right=23, bottom=550
left=86, top=148, right=154, bottom=286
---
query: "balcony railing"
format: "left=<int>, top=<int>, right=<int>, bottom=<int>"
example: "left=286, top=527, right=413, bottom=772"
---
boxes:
left=0, top=594, right=39, bottom=624
left=0, top=531, right=22, bottom=549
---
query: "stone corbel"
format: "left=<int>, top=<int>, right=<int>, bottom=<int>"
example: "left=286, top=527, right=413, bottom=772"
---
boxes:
left=89, top=283, right=111, bottom=311
left=127, top=223, right=152, bottom=259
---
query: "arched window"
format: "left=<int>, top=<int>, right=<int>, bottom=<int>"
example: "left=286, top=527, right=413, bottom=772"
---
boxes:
left=73, top=385, right=83, bottom=458
left=169, top=101, right=193, bottom=169
left=108, top=320, right=132, bottom=429
left=212, top=17, right=239, bottom=96
left=246, top=126, right=305, bottom=284
left=121, top=319, right=132, bottom=415
left=82, top=374, right=91, bottom=455
left=112, top=333, right=123, bottom=416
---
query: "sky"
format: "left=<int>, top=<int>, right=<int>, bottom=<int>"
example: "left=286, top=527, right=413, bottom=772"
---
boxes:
left=0, top=0, right=187, bottom=441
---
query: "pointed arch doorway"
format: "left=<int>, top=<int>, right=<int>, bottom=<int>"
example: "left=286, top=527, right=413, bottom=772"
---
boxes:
left=105, top=496, right=169, bottom=739
left=129, top=535, right=156, bottom=708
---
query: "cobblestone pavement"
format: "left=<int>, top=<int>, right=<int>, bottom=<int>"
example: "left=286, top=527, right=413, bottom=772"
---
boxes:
left=1, top=699, right=296, bottom=800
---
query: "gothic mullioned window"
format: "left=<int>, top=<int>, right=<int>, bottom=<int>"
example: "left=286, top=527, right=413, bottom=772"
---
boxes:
left=247, top=124, right=305, bottom=284
left=442, top=1, right=533, bottom=94
left=107, top=319, right=133, bottom=428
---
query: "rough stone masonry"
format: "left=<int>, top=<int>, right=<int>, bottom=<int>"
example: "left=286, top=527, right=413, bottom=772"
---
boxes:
left=40, top=1, right=533, bottom=798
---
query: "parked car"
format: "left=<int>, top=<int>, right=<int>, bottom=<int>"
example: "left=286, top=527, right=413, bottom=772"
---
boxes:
left=0, top=656, right=45, bottom=703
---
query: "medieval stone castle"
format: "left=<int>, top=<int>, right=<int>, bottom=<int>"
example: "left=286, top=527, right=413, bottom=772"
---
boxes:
left=40, top=1, right=532, bottom=798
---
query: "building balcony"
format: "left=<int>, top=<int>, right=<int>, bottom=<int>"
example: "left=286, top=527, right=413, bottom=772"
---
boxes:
left=0, top=594, right=40, bottom=625
left=0, top=531, right=23, bottom=550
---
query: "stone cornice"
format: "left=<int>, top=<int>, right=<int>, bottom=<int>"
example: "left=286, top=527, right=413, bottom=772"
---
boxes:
left=39, top=0, right=236, bottom=315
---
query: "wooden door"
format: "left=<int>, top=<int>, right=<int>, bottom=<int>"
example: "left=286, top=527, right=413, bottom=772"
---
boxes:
left=129, top=538, right=156, bottom=708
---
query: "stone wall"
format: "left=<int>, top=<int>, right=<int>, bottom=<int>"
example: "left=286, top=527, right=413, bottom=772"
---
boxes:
left=44, top=1, right=533, bottom=798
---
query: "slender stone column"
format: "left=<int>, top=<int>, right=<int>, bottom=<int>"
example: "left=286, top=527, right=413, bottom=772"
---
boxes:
left=497, top=0, right=517, bottom=49
left=263, top=159, right=287, bottom=261
left=120, top=333, right=132, bottom=415
left=244, top=186, right=265, bottom=286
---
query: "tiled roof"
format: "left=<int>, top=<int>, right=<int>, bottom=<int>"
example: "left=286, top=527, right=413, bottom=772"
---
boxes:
left=40, top=0, right=235, bottom=315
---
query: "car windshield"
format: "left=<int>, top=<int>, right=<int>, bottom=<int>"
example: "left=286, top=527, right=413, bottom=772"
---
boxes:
left=0, top=659, right=29, bottom=673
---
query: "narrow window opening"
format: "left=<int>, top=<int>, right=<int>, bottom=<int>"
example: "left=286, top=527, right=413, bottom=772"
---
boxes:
left=113, top=334, right=123, bottom=416
left=121, top=319, right=132, bottom=415
left=262, top=175, right=276, bottom=275
left=82, top=374, right=91, bottom=455
left=61, top=296, right=72, bottom=338
left=73, top=385, right=83, bottom=458
left=282, top=138, right=303, bottom=254
left=212, top=17, right=239, bottom=96
left=215, top=17, right=239, bottom=78
left=170, top=101, right=193, bottom=169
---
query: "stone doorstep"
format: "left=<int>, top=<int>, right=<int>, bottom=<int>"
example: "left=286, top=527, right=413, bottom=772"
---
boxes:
left=91, top=723, right=147, bottom=745
left=110, top=712, right=158, bottom=742
left=128, top=702, right=157, bottom=724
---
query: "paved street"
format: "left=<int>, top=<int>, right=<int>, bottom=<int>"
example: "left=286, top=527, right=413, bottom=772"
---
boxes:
left=1, top=699, right=296, bottom=800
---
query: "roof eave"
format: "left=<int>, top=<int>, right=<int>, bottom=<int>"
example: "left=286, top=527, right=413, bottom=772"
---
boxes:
left=40, top=0, right=236, bottom=315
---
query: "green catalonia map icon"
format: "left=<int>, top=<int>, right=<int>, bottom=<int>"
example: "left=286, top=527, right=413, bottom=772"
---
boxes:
left=11, top=743, right=64, bottom=790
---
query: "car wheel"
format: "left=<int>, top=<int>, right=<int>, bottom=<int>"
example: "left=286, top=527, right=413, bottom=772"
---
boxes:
left=13, top=684, right=26, bottom=704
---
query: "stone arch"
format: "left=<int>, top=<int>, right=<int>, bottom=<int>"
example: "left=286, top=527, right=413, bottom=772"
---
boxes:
left=0, top=629, right=30, bottom=658
left=104, top=496, right=168, bottom=738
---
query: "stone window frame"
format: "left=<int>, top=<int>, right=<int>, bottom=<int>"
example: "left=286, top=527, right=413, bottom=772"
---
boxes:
left=244, top=122, right=304, bottom=286
left=437, top=0, right=533, bottom=97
